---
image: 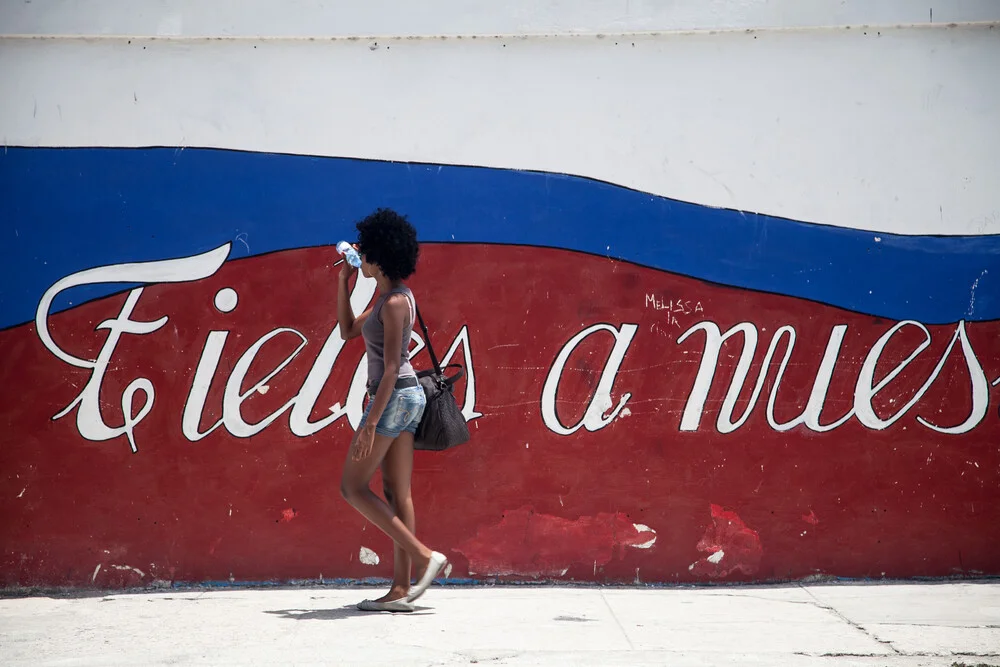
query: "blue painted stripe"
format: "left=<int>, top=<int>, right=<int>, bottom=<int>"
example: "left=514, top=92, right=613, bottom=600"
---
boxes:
left=1, top=146, right=997, bottom=328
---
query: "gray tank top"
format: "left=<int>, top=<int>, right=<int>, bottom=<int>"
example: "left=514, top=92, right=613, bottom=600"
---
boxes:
left=362, top=285, right=417, bottom=391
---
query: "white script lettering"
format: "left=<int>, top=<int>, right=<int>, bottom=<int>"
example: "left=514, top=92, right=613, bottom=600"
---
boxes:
left=37, top=245, right=231, bottom=452
left=541, top=323, right=637, bottom=435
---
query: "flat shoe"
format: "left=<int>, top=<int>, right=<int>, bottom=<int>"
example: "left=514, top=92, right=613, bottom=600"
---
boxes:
left=356, top=598, right=414, bottom=612
left=406, top=551, right=448, bottom=603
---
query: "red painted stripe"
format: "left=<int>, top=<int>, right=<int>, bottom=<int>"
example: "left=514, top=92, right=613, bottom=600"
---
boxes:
left=1, top=244, right=997, bottom=586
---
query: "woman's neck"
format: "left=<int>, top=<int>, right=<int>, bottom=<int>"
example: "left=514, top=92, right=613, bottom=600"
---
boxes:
left=376, top=276, right=403, bottom=294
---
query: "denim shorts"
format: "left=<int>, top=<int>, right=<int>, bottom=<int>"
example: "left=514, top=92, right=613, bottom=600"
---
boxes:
left=360, top=384, right=427, bottom=438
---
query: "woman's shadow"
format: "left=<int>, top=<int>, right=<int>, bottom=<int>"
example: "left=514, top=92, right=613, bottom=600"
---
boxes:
left=265, top=605, right=432, bottom=621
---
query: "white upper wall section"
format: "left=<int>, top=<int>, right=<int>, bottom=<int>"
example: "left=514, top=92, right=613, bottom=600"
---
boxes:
left=2, top=0, right=999, bottom=38
left=1, top=5, right=998, bottom=237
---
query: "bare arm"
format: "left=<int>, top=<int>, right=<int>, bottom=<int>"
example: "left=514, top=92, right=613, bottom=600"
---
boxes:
left=336, top=263, right=371, bottom=340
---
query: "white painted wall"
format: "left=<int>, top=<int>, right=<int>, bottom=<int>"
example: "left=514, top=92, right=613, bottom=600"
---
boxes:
left=3, top=0, right=999, bottom=37
left=1, top=3, right=998, bottom=237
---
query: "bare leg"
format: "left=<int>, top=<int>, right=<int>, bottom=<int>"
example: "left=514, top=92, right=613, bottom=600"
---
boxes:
left=375, top=432, right=416, bottom=602
left=340, top=429, right=433, bottom=579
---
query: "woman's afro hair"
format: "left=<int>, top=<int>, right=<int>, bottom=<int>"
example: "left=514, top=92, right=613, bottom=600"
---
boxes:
left=355, top=208, right=419, bottom=281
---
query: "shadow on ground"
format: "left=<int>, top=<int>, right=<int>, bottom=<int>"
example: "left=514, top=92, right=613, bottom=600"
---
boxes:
left=265, top=605, right=434, bottom=620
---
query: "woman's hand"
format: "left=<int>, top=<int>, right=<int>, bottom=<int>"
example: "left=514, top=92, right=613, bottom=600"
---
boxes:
left=336, top=247, right=372, bottom=340
left=339, top=257, right=357, bottom=282
left=351, top=423, right=377, bottom=461
left=338, top=243, right=360, bottom=281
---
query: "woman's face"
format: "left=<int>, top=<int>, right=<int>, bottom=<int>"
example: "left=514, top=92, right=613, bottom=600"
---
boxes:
left=358, top=246, right=375, bottom=279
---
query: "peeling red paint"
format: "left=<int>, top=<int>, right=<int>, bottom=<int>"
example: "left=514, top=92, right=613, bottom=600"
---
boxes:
left=802, top=510, right=819, bottom=526
left=279, top=508, right=298, bottom=523
left=453, top=506, right=654, bottom=577
left=689, top=504, right=763, bottom=578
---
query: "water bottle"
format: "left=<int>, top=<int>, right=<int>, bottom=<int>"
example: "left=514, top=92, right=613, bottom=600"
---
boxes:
left=337, top=241, right=362, bottom=268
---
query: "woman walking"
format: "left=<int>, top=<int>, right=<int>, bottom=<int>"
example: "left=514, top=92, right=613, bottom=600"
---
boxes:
left=337, top=208, right=448, bottom=612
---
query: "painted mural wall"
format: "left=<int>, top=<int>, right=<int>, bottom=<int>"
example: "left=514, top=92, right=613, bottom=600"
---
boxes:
left=1, top=2, right=999, bottom=588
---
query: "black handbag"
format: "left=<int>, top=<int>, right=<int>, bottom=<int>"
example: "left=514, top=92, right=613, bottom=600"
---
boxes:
left=412, top=306, right=471, bottom=451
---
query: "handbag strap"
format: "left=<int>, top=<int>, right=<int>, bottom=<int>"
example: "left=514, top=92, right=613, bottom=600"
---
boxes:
left=417, top=364, right=464, bottom=386
left=414, top=305, right=443, bottom=376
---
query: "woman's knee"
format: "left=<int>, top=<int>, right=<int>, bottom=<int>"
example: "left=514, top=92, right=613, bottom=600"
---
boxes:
left=382, top=480, right=396, bottom=507
left=382, top=478, right=411, bottom=507
left=340, top=474, right=362, bottom=503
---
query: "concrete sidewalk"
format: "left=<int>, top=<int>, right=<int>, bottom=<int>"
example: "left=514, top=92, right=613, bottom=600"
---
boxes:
left=1, top=582, right=998, bottom=666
